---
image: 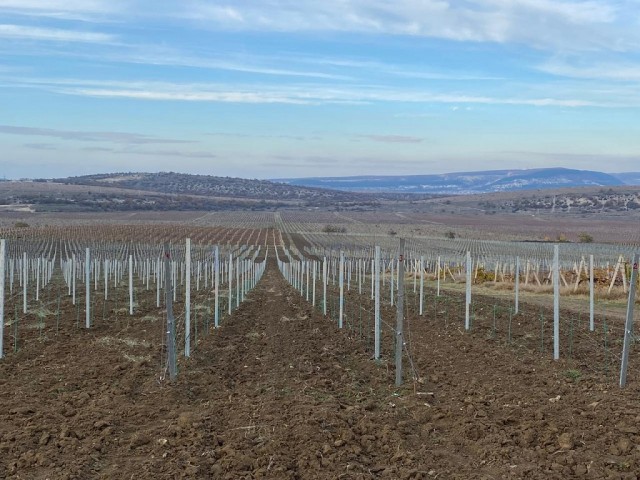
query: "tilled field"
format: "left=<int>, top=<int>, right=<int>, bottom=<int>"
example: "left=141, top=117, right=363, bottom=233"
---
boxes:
left=2, top=257, right=640, bottom=479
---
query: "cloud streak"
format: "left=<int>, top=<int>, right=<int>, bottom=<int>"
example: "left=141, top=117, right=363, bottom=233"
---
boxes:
left=0, top=125, right=193, bottom=145
left=69, top=88, right=312, bottom=104
left=117, top=51, right=353, bottom=81
left=3, top=1, right=638, bottom=53
left=359, top=135, right=423, bottom=144
left=540, top=58, right=640, bottom=81
left=0, top=0, right=122, bottom=21
left=182, top=0, right=637, bottom=52
left=6, top=75, right=628, bottom=107
left=81, top=146, right=216, bottom=159
left=58, top=82, right=609, bottom=107
left=0, top=24, right=114, bottom=43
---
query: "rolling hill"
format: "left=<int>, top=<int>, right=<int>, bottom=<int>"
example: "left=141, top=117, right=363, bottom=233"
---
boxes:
left=275, top=168, right=625, bottom=194
left=0, top=172, right=386, bottom=213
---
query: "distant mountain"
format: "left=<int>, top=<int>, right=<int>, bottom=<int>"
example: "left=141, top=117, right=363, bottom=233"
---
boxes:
left=612, top=172, right=640, bottom=186
left=27, top=171, right=383, bottom=211
left=52, top=172, right=359, bottom=201
left=275, top=168, right=624, bottom=194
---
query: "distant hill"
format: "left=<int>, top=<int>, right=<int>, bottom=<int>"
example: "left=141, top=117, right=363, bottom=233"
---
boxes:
left=4, top=169, right=636, bottom=214
left=275, top=168, right=624, bottom=194
left=611, top=172, right=640, bottom=186
left=2, top=172, right=385, bottom=212
left=52, top=172, right=365, bottom=202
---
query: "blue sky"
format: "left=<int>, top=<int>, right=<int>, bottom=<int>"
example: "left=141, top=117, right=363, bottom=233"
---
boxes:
left=1, top=0, right=640, bottom=179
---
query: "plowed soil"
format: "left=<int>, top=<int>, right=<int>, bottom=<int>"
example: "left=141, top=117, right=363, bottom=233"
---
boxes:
left=2, top=255, right=640, bottom=479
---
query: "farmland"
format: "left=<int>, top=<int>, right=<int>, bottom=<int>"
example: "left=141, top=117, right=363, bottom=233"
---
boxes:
left=1, top=208, right=640, bottom=479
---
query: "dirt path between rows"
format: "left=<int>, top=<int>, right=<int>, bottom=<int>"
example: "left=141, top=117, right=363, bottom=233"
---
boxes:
left=0, top=255, right=435, bottom=479
left=2, top=253, right=640, bottom=479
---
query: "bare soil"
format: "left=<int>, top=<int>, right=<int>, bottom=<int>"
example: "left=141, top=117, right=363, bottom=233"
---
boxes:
left=2, top=256, right=640, bottom=479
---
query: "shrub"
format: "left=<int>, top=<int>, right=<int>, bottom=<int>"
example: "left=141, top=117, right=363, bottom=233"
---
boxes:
left=445, top=231, right=456, bottom=239
left=578, top=233, right=593, bottom=243
left=322, top=224, right=347, bottom=234
left=14, top=221, right=30, bottom=228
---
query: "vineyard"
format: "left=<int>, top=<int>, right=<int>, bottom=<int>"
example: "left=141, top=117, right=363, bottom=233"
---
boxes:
left=1, top=219, right=640, bottom=478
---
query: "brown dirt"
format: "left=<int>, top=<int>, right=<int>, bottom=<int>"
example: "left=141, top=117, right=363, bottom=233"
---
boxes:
left=2, top=256, right=640, bottom=479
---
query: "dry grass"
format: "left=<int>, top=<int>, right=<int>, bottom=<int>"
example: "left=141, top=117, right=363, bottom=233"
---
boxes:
left=123, top=353, right=152, bottom=363
left=97, top=336, right=151, bottom=348
left=486, top=280, right=636, bottom=302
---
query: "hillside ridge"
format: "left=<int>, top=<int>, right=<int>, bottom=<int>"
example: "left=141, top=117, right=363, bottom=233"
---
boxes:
left=275, top=167, right=635, bottom=194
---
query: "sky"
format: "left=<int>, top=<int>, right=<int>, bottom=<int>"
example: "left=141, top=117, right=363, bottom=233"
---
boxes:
left=1, top=0, right=640, bottom=179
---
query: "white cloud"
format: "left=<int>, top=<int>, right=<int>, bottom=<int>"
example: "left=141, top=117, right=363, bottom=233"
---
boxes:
left=0, top=0, right=117, bottom=15
left=0, top=24, right=114, bottom=43
left=0, top=125, right=193, bottom=144
left=484, top=0, right=616, bottom=24
left=2, top=0, right=637, bottom=52
left=540, top=58, right=640, bottom=80
left=115, top=51, right=353, bottom=80
left=5, top=75, right=625, bottom=107
left=44, top=79, right=608, bottom=107
left=69, top=88, right=313, bottom=104
left=0, top=0, right=121, bottom=21
left=183, top=1, right=508, bottom=42
left=359, top=134, right=424, bottom=144
left=180, top=0, right=639, bottom=52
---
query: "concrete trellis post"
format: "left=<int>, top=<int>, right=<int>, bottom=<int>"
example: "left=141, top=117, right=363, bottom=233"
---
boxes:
left=85, top=248, right=91, bottom=328
left=104, top=259, right=109, bottom=301
left=374, top=246, right=381, bottom=360
left=515, top=256, right=520, bottom=315
left=214, top=246, right=220, bottom=328
left=156, top=258, right=160, bottom=308
left=339, top=251, right=344, bottom=329
left=390, top=258, right=395, bottom=306
left=23, top=252, right=28, bottom=313
left=0, top=239, right=5, bottom=359
left=129, top=255, right=134, bottom=316
left=619, top=253, right=639, bottom=388
left=185, top=238, right=191, bottom=357
left=589, top=254, right=595, bottom=332
left=553, top=245, right=560, bottom=360
left=164, top=244, right=177, bottom=381
left=419, top=255, right=424, bottom=316
left=323, top=257, right=328, bottom=316
left=465, top=251, right=472, bottom=331
left=312, top=260, right=316, bottom=307
left=436, top=256, right=441, bottom=297
left=36, top=257, right=40, bottom=302
left=228, top=253, right=233, bottom=315
left=395, top=239, right=406, bottom=387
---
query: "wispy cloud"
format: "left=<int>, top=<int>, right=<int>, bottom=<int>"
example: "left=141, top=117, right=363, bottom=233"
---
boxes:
left=24, top=142, right=58, bottom=150
left=359, top=135, right=423, bottom=144
left=133, top=149, right=216, bottom=159
left=183, top=1, right=505, bottom=42
left=0, top=24, right=114, bottom=43
left=540, top=58, right=640, bottom=80
left=182, top=0, right=637, bottom=52
left=70, top=88, right=313, bottom=104
left=209, top=132, right=314, bottom=141
left=2, top=1, right=637, bottom=53
left=0, top=0, right=120, bottom=21
left=0, top=125, right=193, bottom=145
left=264, top=154, right=426, bottom=172
left=15, top=77, right=608, bottom=107
left=81, top=146, right=216, bottom=159
left=117, top=51, right=353, bottom=81
left=495, top=150, right=640, bottom=172
left=484, top=0, right=616, bottom=24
